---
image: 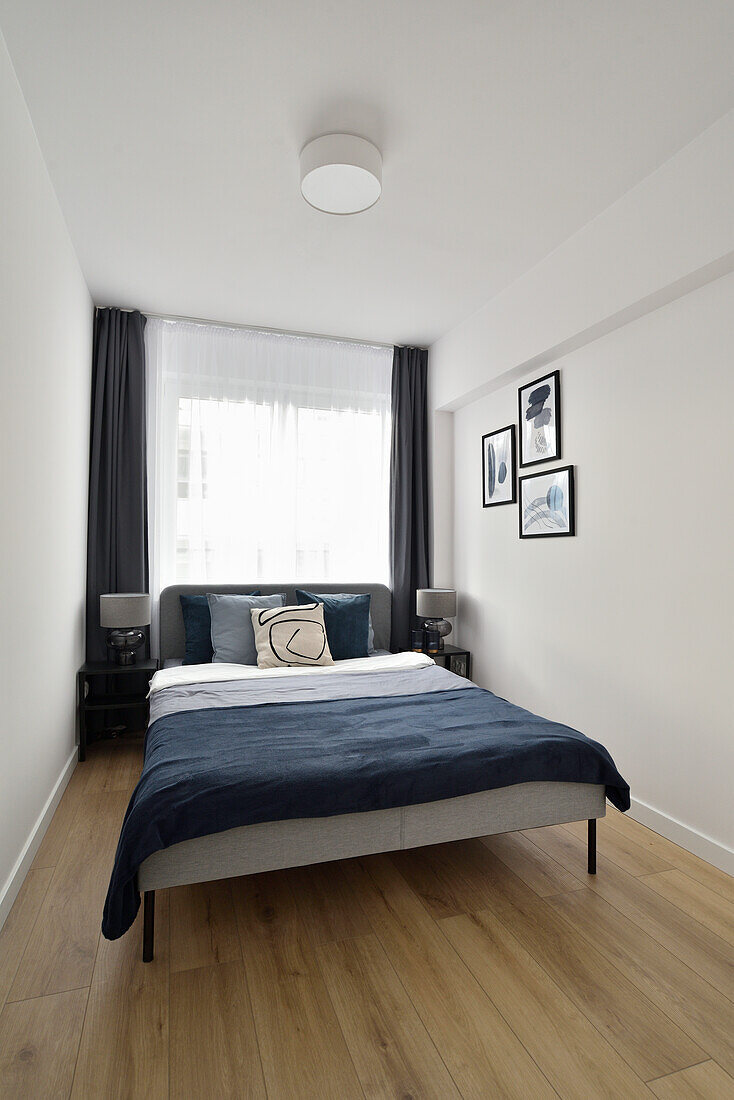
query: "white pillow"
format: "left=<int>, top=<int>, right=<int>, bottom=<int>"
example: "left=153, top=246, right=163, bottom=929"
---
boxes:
left=251, top=603, right=334, bottom=669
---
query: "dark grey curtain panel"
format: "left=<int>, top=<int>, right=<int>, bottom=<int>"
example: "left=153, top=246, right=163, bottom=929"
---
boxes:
left=390, top=345, right=430, bottom=651
left=86, top=308, right=148, bottom=660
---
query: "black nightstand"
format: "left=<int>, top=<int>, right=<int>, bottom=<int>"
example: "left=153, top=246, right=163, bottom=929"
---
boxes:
left=77, top=659, right=158, bottom=762
left=427, top=644, right=471, bottom=679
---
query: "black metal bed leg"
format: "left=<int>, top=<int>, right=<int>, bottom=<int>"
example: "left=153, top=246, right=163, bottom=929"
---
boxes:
left=143, top=891, right=155, bottom=962
left=588, top=819, right=597, bottom=875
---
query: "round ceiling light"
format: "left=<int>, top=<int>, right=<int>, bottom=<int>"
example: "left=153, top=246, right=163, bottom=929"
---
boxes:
left=300, top=134, right=382, bottom=215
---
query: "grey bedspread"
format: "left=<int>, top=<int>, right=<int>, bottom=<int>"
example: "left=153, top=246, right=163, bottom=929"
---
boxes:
left=149, top=663, right=472, bottom=722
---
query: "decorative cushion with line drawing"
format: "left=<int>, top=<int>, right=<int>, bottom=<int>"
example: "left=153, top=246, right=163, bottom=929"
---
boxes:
left=251, top=602, right=334, bottom=669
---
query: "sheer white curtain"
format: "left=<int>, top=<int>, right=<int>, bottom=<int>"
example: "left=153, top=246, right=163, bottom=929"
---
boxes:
left=146, top=318, right=392, bottom=653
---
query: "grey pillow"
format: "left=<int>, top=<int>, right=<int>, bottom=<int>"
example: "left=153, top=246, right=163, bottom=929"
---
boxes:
left=207, top=593, right=286, bottom=664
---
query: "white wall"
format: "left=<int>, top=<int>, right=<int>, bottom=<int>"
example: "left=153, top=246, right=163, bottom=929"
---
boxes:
left=430, top=109, right=734, bottom=870
left=451, top=276, right=734, bottom=866
left=0, top=29, right=92, bottom=922
left=432, top=108, right=734, bottom=413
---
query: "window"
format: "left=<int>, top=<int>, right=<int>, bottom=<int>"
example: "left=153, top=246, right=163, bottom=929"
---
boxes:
left=146, top=318, right=392, bottom=647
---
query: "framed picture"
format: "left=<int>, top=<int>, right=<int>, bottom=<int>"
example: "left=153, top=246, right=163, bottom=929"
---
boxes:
left=482, top=424, right=516, bottom=507
left=519, top=465, right=575, bottom=538
left=518, top=369, right=561, bottom=467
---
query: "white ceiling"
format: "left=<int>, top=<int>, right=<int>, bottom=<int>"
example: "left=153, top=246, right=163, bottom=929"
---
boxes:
left=2, top=0, right=733, bottom=345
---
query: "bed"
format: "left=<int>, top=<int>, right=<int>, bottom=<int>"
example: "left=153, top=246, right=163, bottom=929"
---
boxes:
left=102, top=583, right=629, bottom=960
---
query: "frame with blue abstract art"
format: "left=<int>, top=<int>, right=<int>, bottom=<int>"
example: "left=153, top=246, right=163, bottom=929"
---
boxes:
left=519, top=464, right=575, bottom=538
left=482, top=424, right=516, bottom=508
left=518, top=369, right=561, bottom=467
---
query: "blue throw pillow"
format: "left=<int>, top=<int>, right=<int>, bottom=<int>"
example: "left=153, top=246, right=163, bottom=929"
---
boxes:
left=296, top=590, right=371, bottom=660
left=207, top=593, right=286, bottom=664
left=180, top=591, right=259, bottom=665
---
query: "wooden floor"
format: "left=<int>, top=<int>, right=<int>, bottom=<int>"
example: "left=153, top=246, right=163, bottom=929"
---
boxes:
left=1, top=741, right=734, bottom=1099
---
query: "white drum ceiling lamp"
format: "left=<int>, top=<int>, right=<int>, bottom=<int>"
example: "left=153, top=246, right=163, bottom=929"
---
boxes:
left=300, top=134, right=382, bottom=214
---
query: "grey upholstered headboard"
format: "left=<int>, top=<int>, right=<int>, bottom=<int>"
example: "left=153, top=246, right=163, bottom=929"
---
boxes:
left=159, top=583, right=392, bottom=664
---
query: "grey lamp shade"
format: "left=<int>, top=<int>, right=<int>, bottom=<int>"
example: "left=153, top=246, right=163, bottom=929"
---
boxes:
left=416, top=588, right=457, bottom=619
left=100, top=593, right=151, bottom=628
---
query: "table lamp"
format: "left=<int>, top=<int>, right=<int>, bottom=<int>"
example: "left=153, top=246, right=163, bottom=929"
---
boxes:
left=416, top=589, right=457, bottom=650
left=100, top=593, right=151, bottom=665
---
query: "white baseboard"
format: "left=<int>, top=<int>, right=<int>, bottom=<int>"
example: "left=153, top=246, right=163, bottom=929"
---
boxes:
left=0, top=748, right=78, bottom=930
left=629, top=796, right=734, bottom=877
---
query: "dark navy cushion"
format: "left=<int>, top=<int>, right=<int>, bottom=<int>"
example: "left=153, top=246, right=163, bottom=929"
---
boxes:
left=180, top=592, right=259, bottom=665
left=296, top=590, right=371, bottom=660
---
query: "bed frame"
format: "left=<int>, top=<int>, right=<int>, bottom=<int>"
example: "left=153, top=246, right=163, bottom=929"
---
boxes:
left=137, top=583, right=604, bottom=961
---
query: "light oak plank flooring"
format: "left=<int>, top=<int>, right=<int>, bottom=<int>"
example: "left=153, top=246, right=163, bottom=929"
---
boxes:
left=288, top=861, right=373, bottom=946
left=0, top=989, right=88, bottom=1099
left=231, top=870, right=364, bottom=1100
left=605, top=806, right=734, bottom=903
left=30, top=765, right=92, bottom=872
left=546, top=886, right=734, bottom=1080
left=170, top=961, right=266, bottom=1099
left=169, top=878, right=241, bottom=973
left=482, top=829, right=587, bottom=895
left=316, top=932, right=461, bottom=1099
left=648, top=1061, right=734, bottom=1098
left=1, top=739, right=734, bottom=1098
left=345, top=853, right=557, bottom=1099
left=641, top=868, right=734, bottom=946
left=0, top=868, right=53, bottom=1008
left=526, top=823, right=734, bottom=1001
left=71, top=955, right=169, bottom=1099
left=71, top=893, right=171, bottom=1099
left=8, top=789, right=129, bottom=1001
left=83, top=737, right=144, bottom=796
left=396, top=839, right=705, bottom=1082
left=439, top=907, right=649, bottom=1099
left=564, top=814, right=674, bottom=877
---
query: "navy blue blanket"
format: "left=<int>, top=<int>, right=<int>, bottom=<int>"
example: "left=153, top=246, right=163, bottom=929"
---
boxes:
left=103, top=687, right=629, bottom=938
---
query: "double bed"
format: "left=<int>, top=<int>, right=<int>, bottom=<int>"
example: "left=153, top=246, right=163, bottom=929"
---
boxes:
left=102, top=583, right=629, bottom=960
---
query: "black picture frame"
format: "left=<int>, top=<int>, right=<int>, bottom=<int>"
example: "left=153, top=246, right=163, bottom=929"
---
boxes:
left=482, top=424, right=517, bottom=507
left=519, top=464, right=575, bottom=538
left=518, top=368, right=561, bottom=467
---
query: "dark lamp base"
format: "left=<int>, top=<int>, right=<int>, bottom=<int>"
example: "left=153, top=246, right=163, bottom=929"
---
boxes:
left=106, top=628, right=146, bottom=665
left=423, top=618, right=452, bottom=650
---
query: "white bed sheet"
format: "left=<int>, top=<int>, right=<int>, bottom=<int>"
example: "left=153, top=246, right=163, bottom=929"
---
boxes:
left=149, top=650, right=434, bottom=695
